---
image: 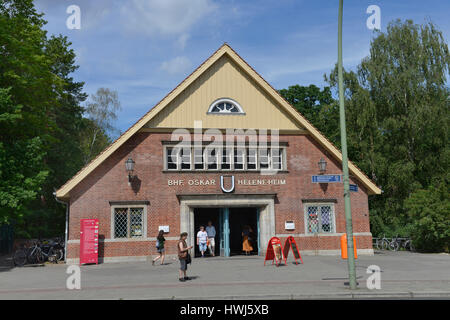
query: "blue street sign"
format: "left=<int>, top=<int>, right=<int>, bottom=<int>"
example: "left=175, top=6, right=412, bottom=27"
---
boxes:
left=349, top=184, right=358, bottom=192
left=311, top=175, right=342, bottom=183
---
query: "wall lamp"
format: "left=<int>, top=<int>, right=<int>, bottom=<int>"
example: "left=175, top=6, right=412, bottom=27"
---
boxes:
left=125, top=157, right=135, bottom=185
left=318, top=158, right=327, bottom=174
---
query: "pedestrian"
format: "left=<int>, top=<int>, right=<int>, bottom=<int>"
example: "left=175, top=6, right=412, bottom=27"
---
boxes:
left=242, top=225, right=253, bottom=255
left=206, top=221, right=216, bottom=257
left=178, top=232, right=193, bottom=282
left=152, top=230, right=165, bottom=266
left=196, top=226, right=208, bottom=257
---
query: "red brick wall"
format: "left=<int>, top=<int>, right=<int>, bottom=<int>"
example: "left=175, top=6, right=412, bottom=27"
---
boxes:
left=67, top=132, right=372, bottom=259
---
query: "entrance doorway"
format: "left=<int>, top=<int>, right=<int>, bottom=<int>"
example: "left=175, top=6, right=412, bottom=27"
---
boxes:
left=193, top=207, right=259, bottom=257
left=229, top=207, right=258, bottom=256
left=193, top=208, right=221, bottom=257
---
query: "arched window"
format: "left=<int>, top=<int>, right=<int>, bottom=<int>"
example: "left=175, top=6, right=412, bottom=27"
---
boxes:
left=207, top=98, right=244, bottom=114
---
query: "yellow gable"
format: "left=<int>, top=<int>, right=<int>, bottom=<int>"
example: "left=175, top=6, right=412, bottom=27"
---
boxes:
left=55, top=44, right=381, bottom=199
left=144, top=54, right=304, bottom=131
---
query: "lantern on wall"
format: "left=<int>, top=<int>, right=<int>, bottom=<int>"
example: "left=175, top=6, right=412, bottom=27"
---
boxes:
left=318, top=158, right=327, bottom=174
left=125, top=157, right=135, bottom=185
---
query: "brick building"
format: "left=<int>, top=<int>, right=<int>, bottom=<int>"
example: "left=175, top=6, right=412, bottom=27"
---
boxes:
left=56, top=44, right=381, bottom=264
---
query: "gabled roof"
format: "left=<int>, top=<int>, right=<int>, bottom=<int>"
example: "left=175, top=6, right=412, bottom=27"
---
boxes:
left=56, top=44, right=381, bottom=199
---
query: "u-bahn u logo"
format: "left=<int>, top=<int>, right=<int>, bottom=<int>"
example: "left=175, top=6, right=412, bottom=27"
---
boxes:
left=220, top=175, right=235, bottom=193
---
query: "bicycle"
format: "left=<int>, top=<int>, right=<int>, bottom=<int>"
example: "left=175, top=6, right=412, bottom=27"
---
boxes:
left=12, top=243, right=28, bottom=267
left=27, top=240, right=58, bottom=264
left=375, top=234, right=391, bottom=250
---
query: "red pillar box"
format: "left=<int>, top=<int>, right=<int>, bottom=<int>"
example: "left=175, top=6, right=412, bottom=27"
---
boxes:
left=340, top=233, right=357, bottom=260
left=80, top=219, right=99, bottom=265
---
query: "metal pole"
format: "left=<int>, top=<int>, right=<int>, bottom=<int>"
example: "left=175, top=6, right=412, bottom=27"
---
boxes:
left=53, top=192, right=69, bottom=262
left=338, top=0, right=357, bottom=289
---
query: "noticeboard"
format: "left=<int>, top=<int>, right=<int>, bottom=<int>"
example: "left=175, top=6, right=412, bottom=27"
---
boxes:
left=264, top=237, right=286, bottom=266
left=283, top=236, right=303, bottom=264
left=80, top=219, right=99, bottom=265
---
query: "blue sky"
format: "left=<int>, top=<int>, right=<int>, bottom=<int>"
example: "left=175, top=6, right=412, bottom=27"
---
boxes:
left=34, top=0, right=450, bottom=134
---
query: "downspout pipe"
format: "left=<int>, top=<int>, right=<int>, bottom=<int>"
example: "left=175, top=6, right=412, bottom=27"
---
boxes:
left=53, top=191, right=69, bottom=262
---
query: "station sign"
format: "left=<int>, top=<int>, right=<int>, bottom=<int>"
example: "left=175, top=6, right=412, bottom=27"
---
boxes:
left=80, top=219, right=99, bottom=265
left=311, top=175, right=342, bottom=183
left=349, top=184, right=358, bottom=192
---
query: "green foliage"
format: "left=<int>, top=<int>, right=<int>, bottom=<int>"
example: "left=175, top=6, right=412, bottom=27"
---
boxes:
left=405, top=181, right=450, bottom=252
left=282, top=20, right=449, bottom=252
left=0, top=88, right=48, bottom=223
left=0, top=1, right=117, bottom=238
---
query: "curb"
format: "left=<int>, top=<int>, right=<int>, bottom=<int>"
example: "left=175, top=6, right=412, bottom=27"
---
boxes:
left=155, top=291, right=450, bottom=300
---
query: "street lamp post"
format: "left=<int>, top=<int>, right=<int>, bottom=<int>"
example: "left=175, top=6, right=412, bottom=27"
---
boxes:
left=338, top=0, right=357, bottom=289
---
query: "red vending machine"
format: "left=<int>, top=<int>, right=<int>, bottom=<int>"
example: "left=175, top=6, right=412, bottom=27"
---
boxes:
left=80, top=219, right=99, bottom=265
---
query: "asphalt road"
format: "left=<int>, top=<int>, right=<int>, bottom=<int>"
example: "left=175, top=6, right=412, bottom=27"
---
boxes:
left=0, top=251, right=449, bottom=299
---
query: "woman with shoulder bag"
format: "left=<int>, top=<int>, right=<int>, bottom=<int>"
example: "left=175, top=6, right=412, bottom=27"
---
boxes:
left=178, top=232, right=193, bottom=282
left=152, top=230, right=166, bottom=265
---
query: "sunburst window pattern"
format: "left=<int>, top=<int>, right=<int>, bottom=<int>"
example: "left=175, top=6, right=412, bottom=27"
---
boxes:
left=208, top=98, right=244, bottom=114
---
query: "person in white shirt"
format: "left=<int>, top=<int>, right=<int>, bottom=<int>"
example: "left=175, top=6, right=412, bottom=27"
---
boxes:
left=205, top=221, right=216, bottom=257
left=196, top=226, right=208, bottom=257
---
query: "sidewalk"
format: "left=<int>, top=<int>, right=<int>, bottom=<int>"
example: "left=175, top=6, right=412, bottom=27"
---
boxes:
left=0, top=251, right=449, bottom=299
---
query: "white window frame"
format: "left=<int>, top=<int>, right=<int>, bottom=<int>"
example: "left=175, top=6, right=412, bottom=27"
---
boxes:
left=193, top=147, right=205, bottom=170
left=165, top=146, right=179, bottom=171
left=207, top=98, right=245, bottom=115
left=247, top=147, right=258, bottom=170
left=180, top=146, right=192, bottom=171
left=220, top=146, right=232, bottom=171
left=111, top=205, right=147, bottom=239
left=205, top=147, right=219, bottom=170
left=163, top=145, right=287, bottom=171
left=303, top=203, right=336, bottom=234
left=233, top=146, right=245, bottom=170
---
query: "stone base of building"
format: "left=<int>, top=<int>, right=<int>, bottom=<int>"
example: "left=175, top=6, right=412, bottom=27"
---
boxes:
left=65, top=248, right=374, bottom=264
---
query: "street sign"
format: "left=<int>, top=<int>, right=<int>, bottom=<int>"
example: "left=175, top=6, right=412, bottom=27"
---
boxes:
left=311, top=175, right=342, bottom=183
left=349, top=184, right=358, bottom=192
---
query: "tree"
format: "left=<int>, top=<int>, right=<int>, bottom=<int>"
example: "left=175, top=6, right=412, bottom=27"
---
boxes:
left=82, top=88, right=121, bottom=164
left=324, top=19, right=450, bottom=247
left=405, top=180, right=450, bottom=252
left=278, top=84, right=335, bottom=130
left=0, top=88, right=48, bottom=223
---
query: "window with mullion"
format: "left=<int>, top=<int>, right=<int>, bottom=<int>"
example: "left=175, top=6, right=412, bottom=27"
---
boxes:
left=221, top=147, right=232, bottom=170
left=193, top=147, right=204, bottom=170
left=271, top=148, right=283, bottom=170
left=259, top=148, right=269, bottom=169
left=234, top=147, right=245, bottom=170
left=180, top=147, right=191, bottom=170
left=247, top=148, right=257, bottom=170
left=166, top=147, right=178, bottom=170
left=114, top=207, right=144, bottom=239
left=306, top=204, right=334, bottom=234
left=206, top=147, right=218, bottom=170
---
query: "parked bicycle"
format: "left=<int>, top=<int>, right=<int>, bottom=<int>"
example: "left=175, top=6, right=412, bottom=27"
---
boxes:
left=12, top=237, right=65, bottom=267
left=390, top=235, right=415, bottom=252
left=373, top=234, right=415, bottom=252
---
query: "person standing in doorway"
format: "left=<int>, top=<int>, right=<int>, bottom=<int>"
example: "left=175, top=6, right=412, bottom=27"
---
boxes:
left=242, top=225, right=253, bottom=255
left=196, top=226, right=208, bottom=257
left=152, top=230, right=165, bottom=265
left=178, top=232, right=193, bottom=282
left=206, top=221, right=216, bottom=257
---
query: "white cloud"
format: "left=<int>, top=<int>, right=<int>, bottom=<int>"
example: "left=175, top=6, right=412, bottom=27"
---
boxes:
left=160, top=56, right=192, bottom=75
left=176, top=33, right=190, bottom=50
left=120, top=0, right=216, bottom=36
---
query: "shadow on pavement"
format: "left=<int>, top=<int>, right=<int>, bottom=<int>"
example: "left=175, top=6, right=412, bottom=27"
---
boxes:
left=0, top=253, right=14, bottom=272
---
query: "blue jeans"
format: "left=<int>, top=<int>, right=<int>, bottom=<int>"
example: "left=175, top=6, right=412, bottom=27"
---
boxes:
left=199, top=242, right=207, bottom=252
